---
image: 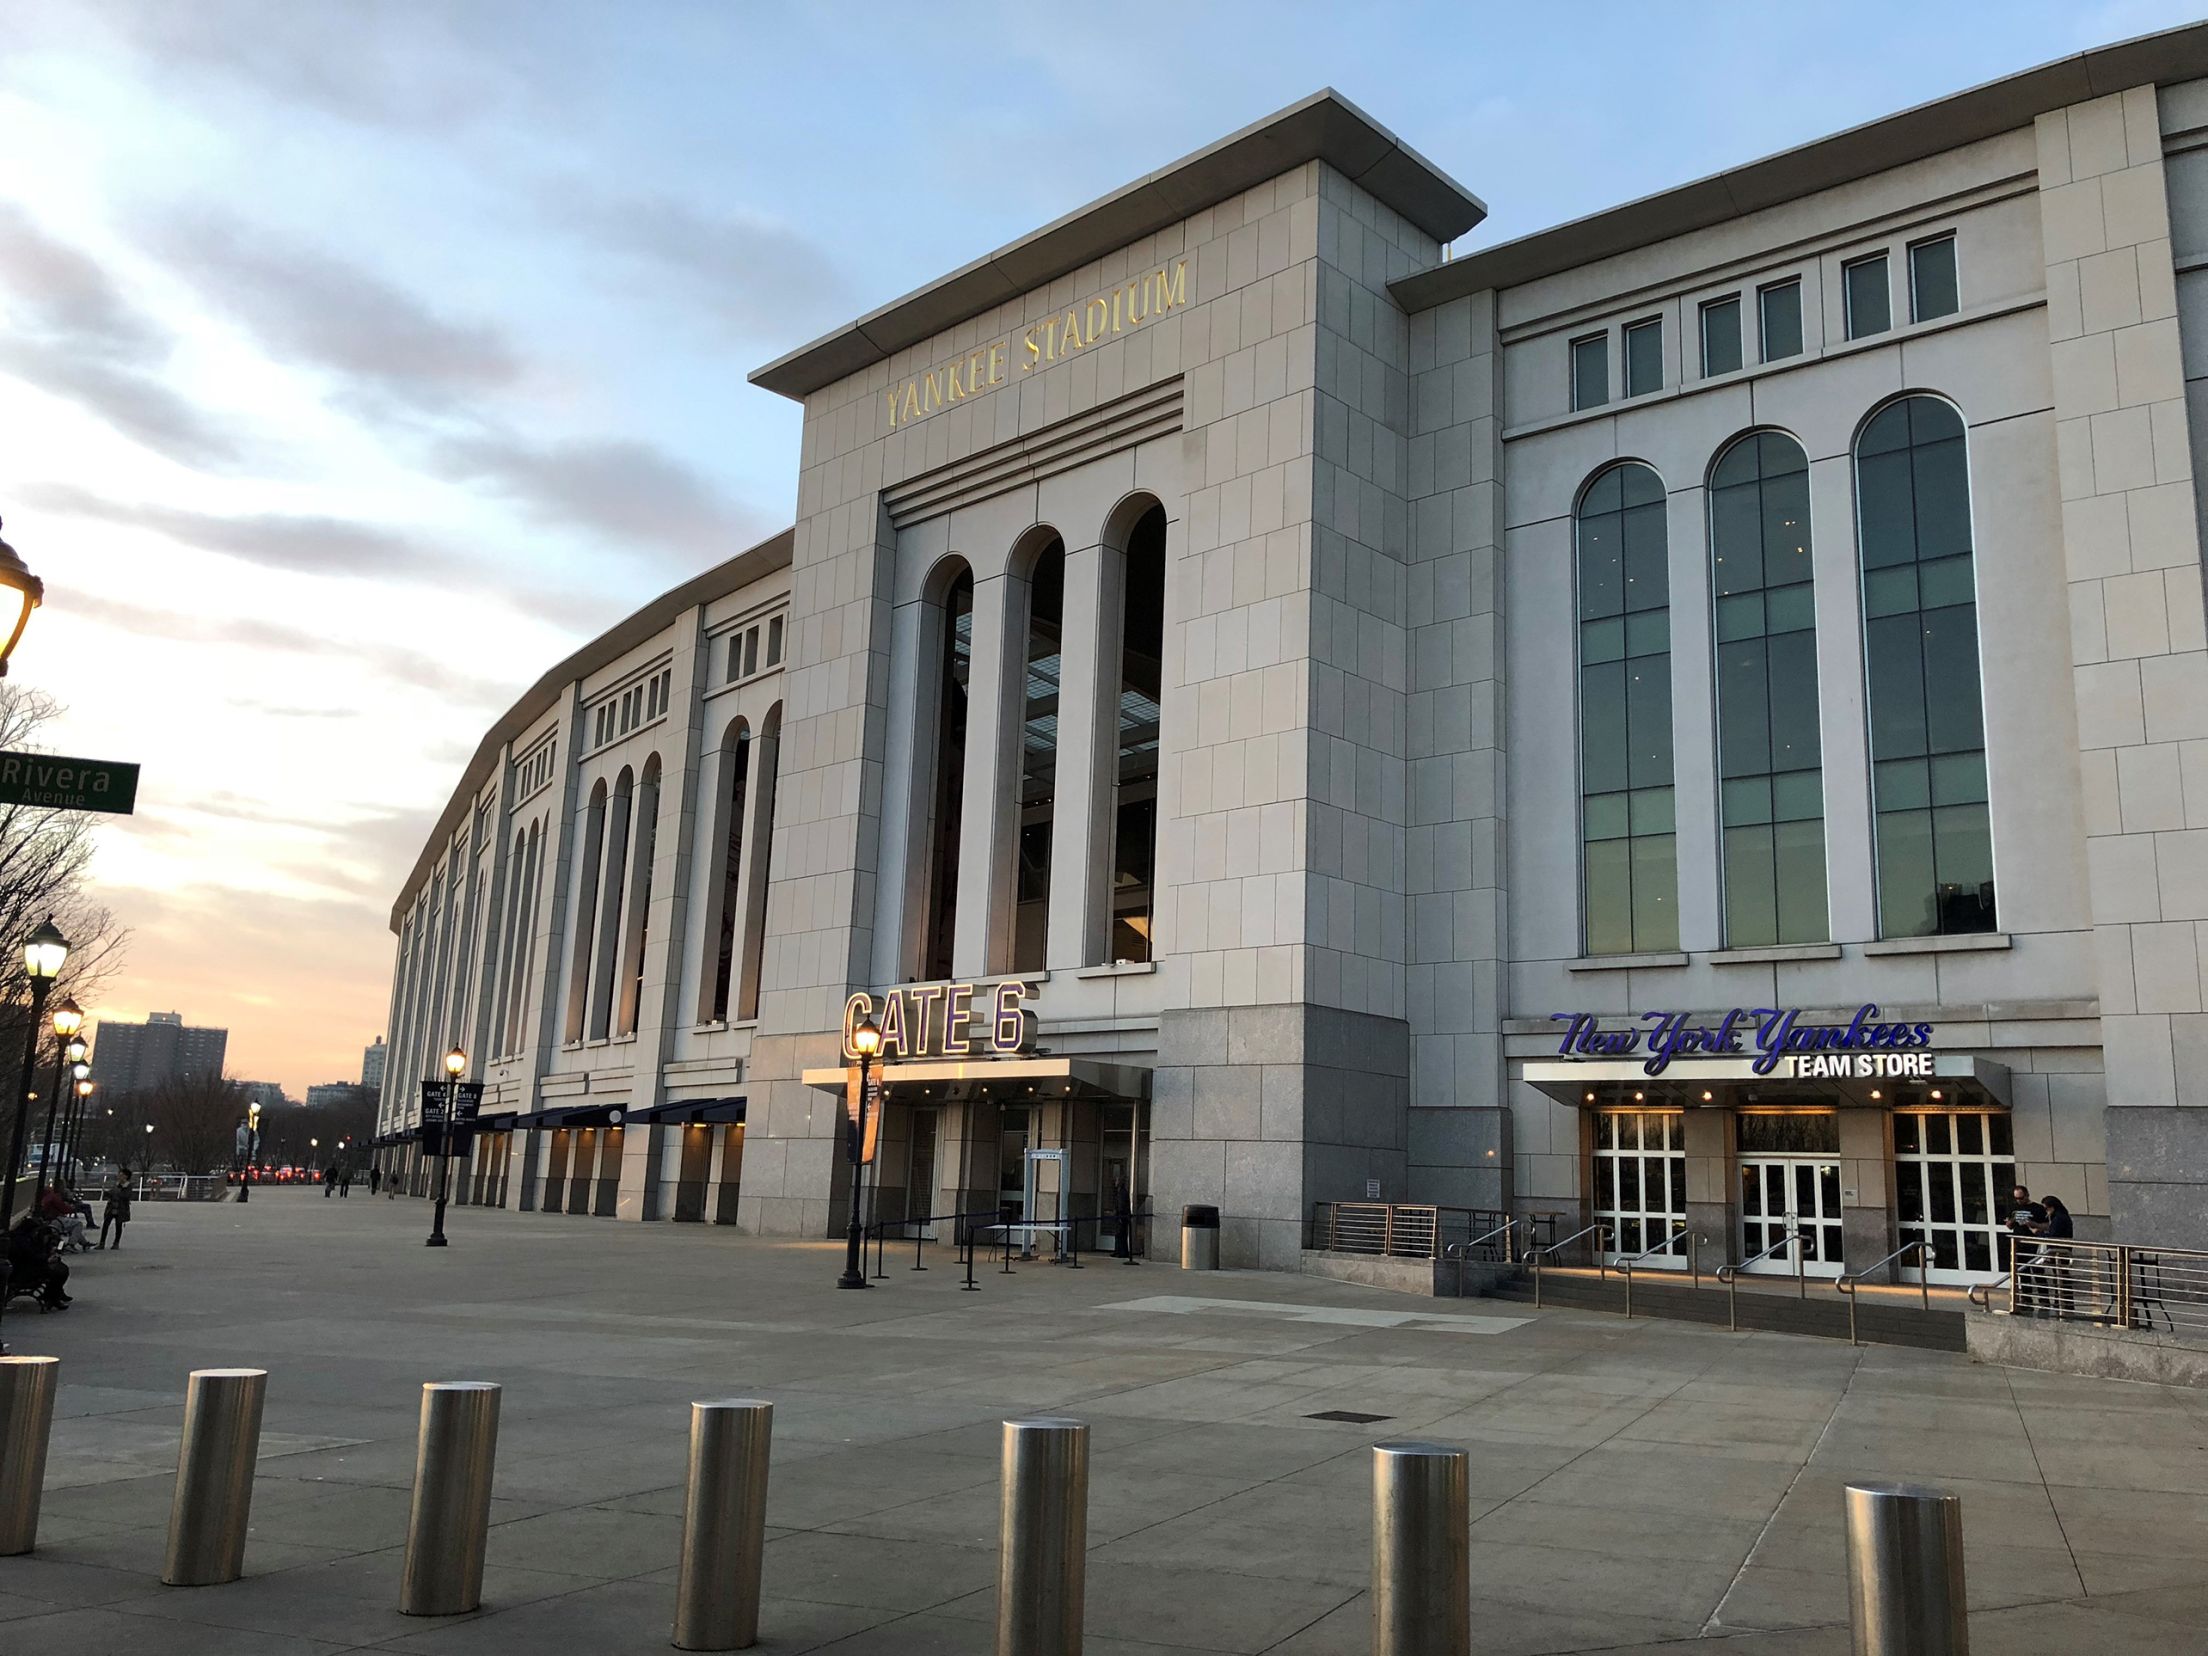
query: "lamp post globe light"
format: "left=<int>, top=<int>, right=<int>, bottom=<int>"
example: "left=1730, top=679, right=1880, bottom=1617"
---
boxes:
left=34, top=997, right=83, bottom=1201
left=238, top=1099, right=261, bottom=1203
left=837, top=1013, right=882, bottom=1290
left=3, top=917, right=68, bottom=1224
left=0, top=518, right=44, bottom=679
left=426, top=1045, right=464, bottom=1248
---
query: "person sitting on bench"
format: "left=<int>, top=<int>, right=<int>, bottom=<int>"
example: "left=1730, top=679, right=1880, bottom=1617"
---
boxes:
left=7, top=1214, right=71, bottom=1309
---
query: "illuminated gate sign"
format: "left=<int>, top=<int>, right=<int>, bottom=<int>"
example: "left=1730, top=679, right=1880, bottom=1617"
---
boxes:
left=1548, top=1003, right=1935, bottom=1080
left=843, top=981, right=1034, bottom=1061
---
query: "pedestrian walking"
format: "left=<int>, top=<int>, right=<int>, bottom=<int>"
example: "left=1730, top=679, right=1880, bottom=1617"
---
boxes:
left=338, top=1161, right=352, bottom=1198
left=323, top=1162, right=338, bottom=1198
left=98, top=1172, right=131, bottom=1250
left=369, top=1164, right=381, bottom=1196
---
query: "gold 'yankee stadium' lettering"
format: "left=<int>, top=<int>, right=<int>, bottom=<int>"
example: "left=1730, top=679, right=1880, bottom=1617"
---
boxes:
left=886, top=258, right=1188, bottom=431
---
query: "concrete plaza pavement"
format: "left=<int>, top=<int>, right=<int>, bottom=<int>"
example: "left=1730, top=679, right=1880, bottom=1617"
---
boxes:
left=1, top=1190, right=2204, bottom=1654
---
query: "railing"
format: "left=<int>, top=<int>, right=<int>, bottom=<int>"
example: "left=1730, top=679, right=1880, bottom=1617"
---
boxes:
left=1617, top=1223, right=1696, bottom=1318
left=1716, top=1226, right=1804, bottom=1330
left=1966, top=1271, right=2011, bottom=1312
left=1835, top=1240, right=1930, bottom=1345
left=1442, top=1218, right=1523, bottom=1296
left=1525, top=1222, right=1609, bottom=1308
left=1308, top=1202, right=1515, bottom=1261
left=1974, top=1238, right=2208, bottom=1337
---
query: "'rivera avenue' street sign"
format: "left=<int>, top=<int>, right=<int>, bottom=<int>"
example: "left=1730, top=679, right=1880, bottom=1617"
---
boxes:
left=0, top=750, right=138, bottom=814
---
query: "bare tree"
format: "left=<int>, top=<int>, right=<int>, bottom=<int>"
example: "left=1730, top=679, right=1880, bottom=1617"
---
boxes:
left=0, top=685, right=129, bottom=1029
left=144, top=1073, right=244, bottom=1176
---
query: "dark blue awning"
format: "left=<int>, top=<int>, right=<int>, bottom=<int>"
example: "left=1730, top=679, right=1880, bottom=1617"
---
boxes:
left=626, top=1096, right=746, bottom=1126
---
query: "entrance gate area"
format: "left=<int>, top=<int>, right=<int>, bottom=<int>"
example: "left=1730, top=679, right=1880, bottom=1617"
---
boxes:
left=1736, top=1113, right=1843, bottom=1276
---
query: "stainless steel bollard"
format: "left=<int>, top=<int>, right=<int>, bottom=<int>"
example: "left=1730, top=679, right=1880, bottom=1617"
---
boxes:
left=1843, top=1481, right=1969, bottom=1655
left=671, top=1399, right=773, bottom=1651
left=400, top=1381, right=501, bottom=1616
left=0, top=1355, right=59, bottom=1556
left=997, top=1417, right=1088, bottom=1656
left=162, top=1367, right=269, bottom=1586
left=1371, top=1440, right=1469, bottom=1656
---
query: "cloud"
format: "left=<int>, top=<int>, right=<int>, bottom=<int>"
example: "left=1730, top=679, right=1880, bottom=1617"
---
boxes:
left=429, top=431, right=767, bottom=564
left=156, top=214, right=525, bottom=418
left=0, top=205, right=249, bottom=469
left=571, top=192, right=856, bottom=340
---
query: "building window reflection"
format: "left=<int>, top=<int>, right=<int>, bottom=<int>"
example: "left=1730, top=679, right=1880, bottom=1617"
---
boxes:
left=705, top=721, right=750, bottom=1022
left=922, top=565, right=973, bottom=981
left=564, top=779, right=607, bottom=1042
left=1013, top=536, right=1064, bottom=973
left=1111, top=505, right=1165, bottom=964
left=1576, top=462, right=1676, bottom=954
left=1854, top=396, right=1994, bottom=937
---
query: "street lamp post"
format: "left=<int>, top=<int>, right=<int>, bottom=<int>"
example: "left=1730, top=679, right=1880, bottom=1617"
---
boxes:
left=66, top=1077, right=89, bottom=1183
left=0, top=517, right=46, bottom=679
left=55, top=1052, right=86, bottom=1184
left=836, top=1014, right=882, bottom=1290
left=34, top=1000, right=82, bottom=1201
left=426, top=1046, right=464, bottom=1248
left=3, top=918, right=68, bottom=1225
left=237, top=1100, right=261, bottom=1203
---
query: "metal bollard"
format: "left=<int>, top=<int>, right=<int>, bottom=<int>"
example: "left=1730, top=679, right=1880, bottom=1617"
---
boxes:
left=162, top=1367, right=268, bottom=1585
left=1844, top=1482, right=1968, bottom=1655
left=400, top=1381, right=501, bottom=1616
left=997, top=1417, right=1087, bottom=1656
left=1371, top=1440, right=1470, bottom=1656
left=0, top=1354, right=59, bottom=1556
left=671, top=1399, right=772, bottom=1651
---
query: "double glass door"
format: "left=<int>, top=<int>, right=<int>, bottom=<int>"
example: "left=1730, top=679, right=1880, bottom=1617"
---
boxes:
left=1592, top=1110, right=1687, bottom=1265
left=1893, top=1110, right=2014, bottom=1284
left=1738, top=1159, right=1844, bottom=1275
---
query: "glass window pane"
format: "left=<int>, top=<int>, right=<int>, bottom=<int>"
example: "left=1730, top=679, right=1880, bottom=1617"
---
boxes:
left=1933, top=802, right=1996, bottom=933
left=1896, top=1160, right=1924, bottom=1221
left=1878, top=807, right=1937, bottom=938
left=1572, top=335, right=1608, bottom=410
left=1769, top=647, right=1822, bottom=773
left=1911, top=437, right=1972, bottom=561
left=1579, top=514, right=1623, bottom=618
left=1894, top=1112, right=1921, bottom=1154
left=1669, top=1159, right=1686, bottom=1212
left=1630, top=834, right=1678, bottom=950
left=1625, top=319, right=1663, bottom=396
left=1863, top=565, right=1918, bottom=619
left=1867, top=614, right=1929, bottom=761
left=1584, top=837, right=1633, bottom=955
left=1917, top=555, right=1975, bottom=610
left=1623, top=503, right=1669, bottom=610
left=1725, top=825, right=1778, bottom=947
left=1773, top=818, right=1829, bottom=944
left=1581, top=662, right=1627, bottom=794
left=1581, top=616, right=1625, bottom=664
left=1989, top=1114, right=2013, bottom=1156
left=1711, top=491, right=1762, bottom=597
left=1715, top=592, right=1764, bottom=642
left=1921, top=607, right=1985, bottom=756
left=1626, top=657, right=1673, bottom=788
left=1628, top=787, right=1674, bottom=835
left=1760, top=281, right=1803, bottom=360
left=1624, top=611, right=1669, bottom=655
left=1762, top=472, right=1813, bottom=589
left=1856, top=453, right=1917, bottom=569
left=1927, top=1114, right=1951, bottom=1155
left=1717, top=640, right=1770, bottom=778
left=1846, top=255, right=1891, bottom=337
left=1957, top=1114, right=1983, bottom=1155
left=1876, top=758, right=1930, bottom=812
left=1963, top=1231, right=1990, bottom=1272
left=1765, top=586, right=1814, bottom=640
left=1702, top=296, right=1742, bottom=377
left=1930, top=751, right=1987, bottom=806
left=1911, top=236, right=1959, bottom=322
left=1723, top=776, right=1773, bottom=825
left=1583, top=792, right=1630, bottom=840
left=1772, top=770, right=1824, bottom=822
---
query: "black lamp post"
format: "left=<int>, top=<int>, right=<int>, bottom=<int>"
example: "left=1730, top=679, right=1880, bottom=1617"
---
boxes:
left=427, top=1046, right=464, bottom=1247
left=0, top=517, right=44, bottom=679
left=237, top=1100, right=260, bottom=1203
left=3, top=918, right=68, bottom=1225
left=50, top=1052, right=86, bottom=1185
left=836, top=1013, right=882, bottom=1290
left=33, top=997, right=82, bottom=1203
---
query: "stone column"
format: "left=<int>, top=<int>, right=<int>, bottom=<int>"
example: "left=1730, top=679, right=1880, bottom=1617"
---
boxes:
left=1047, top=541, right=1120, bottom=971
left=1836, top=1107, right=1895, bottom=1278
left=2038, top=88, right=2208, bottom=1246
left=1682, top=1108, right=1732, bottom=1269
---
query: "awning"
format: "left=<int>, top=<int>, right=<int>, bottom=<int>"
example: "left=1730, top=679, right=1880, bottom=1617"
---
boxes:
left=626, top=1097, right=747, bottom=1126
left=499, top=1103, right=630, bottom=1130
left=1522, top=1053, right=2011, bottom=1109
left=800, top=1056, right=1149, bottom=1102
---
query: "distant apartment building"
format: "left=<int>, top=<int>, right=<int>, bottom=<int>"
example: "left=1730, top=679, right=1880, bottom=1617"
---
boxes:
left=306, top=1082, right=376, bottom=1110
left=90, top=1011, right=228, bottom=1098
left=237, top=1082, right=289, bottom=1108
left=361, top=1037, right=386, bottom=1095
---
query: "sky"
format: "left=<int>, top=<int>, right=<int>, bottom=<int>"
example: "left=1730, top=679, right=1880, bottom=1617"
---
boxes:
left=0, top=0, right=2200, bottom=1095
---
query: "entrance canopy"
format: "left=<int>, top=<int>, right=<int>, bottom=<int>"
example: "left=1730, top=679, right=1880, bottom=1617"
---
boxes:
left=801, top=1056, right=1149, bottom=1103
left=1522, top=1054, right=2011, bottom=1109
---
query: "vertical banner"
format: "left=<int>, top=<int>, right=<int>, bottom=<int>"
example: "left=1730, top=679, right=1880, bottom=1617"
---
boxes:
left=845, top=1069, right=884, bottom=1164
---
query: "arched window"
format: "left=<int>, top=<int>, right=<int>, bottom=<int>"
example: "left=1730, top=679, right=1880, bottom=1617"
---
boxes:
left=1013, top=534, right=1065, bottom=972
left=735, top=704, right=780, bottom=1021
left=615, top=755, right=661, bottom=1036
left=502, top=820, right=541, bottom=1055
left=920, top=564, right=973, bottom=980
left=1711, top=432, right=1826, bottom=945
left=1111, top=504, right=1165, bottom=964
left=588, top=768, right=633, bottom=1039
left=701, top=719, right=751, bottom=1022
left=492, top=826, right=527, bottom=1054
left=1855, top=396, right=1993, bottom=935
left=1576, top=462, right=1676, bottom=954
left=565, top=781, right=607, bottom=1042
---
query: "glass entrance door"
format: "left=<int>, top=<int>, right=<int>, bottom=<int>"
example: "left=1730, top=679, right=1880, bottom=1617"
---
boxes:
left=1738, top=1159, right=1844, bottom=1275
left=1894, top=1111, right=2015, bottom=1284
left=907, top=1107, right=939, bottom=1235
left=1592, top=1110, right=1686, bottom=1266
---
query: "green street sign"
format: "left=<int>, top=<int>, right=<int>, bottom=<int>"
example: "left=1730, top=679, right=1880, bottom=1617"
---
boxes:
left=0, top=751, right=139, bottom=814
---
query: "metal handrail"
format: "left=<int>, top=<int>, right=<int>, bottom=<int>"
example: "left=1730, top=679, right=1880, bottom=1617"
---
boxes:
left=1525, top=1222, right=1609, bottom=1309
left=1966, top=1270, right=2012, bottom=1312
left=1442, top=1218, right=1520, bottom=1296
left=1835, top=1240, right=1930, bottom=1343
left=1715, top=1225, right=1804, bottom=1331
left=1615, top=1223, right=1695, bottom=1319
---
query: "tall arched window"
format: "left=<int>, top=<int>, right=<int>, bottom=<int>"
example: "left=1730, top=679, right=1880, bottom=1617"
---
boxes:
left=565, top=781, right=607, bottom=1042
left=736, top=704, right=780, bottom=1021
left=1013, top=535, right=1065, bottom=972
left=1711, top=432, right=1826, bottom=945
left=503, top=821, right=541, bottom=1055
left=1855, top=396, right=1993, bottom=936
left=1111, top=505, right=1165, bottom=964
left=921, top=564, right=973, bottom=980
left=588, top=768, right=633, bottom=1039
left=1576, top=462, right=1676, bottom=954
left=615, top=755, right=660, bottom=1036
left=491, top=826, right=526, bottom=1054
left=702, top=720, right=751, bottom=1022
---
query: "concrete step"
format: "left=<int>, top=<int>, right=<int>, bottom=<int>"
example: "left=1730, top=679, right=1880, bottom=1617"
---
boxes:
left=1487, top=1271, right=1969, bottom=1351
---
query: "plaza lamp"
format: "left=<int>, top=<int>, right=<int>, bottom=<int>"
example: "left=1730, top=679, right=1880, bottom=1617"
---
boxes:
left=33, top=996, right=82, bottom=1202
left=836, top=1012, right=882, bottom=1289
left=3, top=919, right=68, bottom=1224
left=0, top=517, right=45, bottom=678
left=427, top=1046, right=464, bottom=1248
left=56, top=1055, right=86, bottom=1183
left=68, top=1076, right=90, bottom=1180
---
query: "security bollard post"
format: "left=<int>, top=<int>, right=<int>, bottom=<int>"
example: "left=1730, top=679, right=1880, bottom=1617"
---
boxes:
left=1371, top=1440, right=1470, bottom=1656
left=400, top=1381, right=501, bottom=1616
left=0, top=1354, right=59, bottom=1556
left=162, top=1367, right=268, bottom=1585
left=997, top=1417, right=1087, bottom=1656
left=1844, top=1482, right=1969, bottom=1655
left=963, top=1219, right=980, bottom=1292
left=671, top=1399, right=772, bottom=1651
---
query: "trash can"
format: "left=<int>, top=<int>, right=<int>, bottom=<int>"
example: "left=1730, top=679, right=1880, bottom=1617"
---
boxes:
left=1181, top=1204, right=1220, bottom=1270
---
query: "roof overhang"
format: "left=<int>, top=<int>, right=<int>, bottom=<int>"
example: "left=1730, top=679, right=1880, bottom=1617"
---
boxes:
left=801, top=1056, right=1150, bottom=1103
left=1523, top=1055, right=2011, bottom=1110
left=749, top=89, right=1484, bottom=402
